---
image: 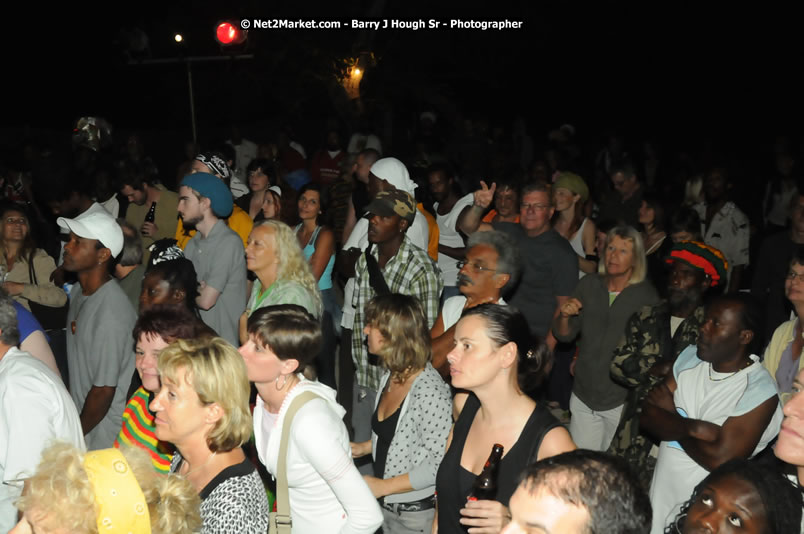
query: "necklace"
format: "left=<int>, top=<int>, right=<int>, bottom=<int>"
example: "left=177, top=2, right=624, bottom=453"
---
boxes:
left=182, top=451, right=217, bottom=478
left=71, top=277, right=111, bottom=334
left=71, top=294, right=89, bottom=335
left=708, top=359, right=752, bottom=382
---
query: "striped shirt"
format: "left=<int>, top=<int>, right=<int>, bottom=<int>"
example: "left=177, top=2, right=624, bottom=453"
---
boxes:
left=114, top=386, right=173, bottom=473
left=351, top=237, right=443, bottom=391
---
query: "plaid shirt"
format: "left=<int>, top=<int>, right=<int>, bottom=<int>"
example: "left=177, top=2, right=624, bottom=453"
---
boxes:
left=352, top=237, right=443, bottom=391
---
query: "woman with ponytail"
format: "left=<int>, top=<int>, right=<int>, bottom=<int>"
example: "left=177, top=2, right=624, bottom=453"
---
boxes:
left=434, top=304, right=576, bottom=533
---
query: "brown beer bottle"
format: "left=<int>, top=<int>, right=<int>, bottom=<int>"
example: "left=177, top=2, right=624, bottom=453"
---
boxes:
left=142, top=202, right=157, bottom=235
left=468, top=444, right=504, bottom=501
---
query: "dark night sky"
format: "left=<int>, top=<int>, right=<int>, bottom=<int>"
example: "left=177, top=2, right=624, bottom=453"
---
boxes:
left=6, top=2, right=803, bottom=149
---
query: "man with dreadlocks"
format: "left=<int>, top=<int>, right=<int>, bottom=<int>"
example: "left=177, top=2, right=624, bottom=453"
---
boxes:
left=608, top=241, right=728, bottom=490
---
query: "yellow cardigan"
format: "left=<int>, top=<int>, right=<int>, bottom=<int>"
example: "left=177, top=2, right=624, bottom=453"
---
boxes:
left=762, top=318, right=804, bottom=382
left=175, top=204, right=253, bottom=250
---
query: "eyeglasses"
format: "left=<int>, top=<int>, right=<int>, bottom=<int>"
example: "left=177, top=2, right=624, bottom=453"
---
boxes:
left=4, top=217, right=28, bottom=226
left=456, top=260, right=497, bottom=273
left=787, top=271, right=804, bottom=283
left=520, top=203, right=551, bottom=211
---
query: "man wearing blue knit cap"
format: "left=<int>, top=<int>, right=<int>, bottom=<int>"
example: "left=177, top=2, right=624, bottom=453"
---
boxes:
left=178, top=173, right=246, bottom=345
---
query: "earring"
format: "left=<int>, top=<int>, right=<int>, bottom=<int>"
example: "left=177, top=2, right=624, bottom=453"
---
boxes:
left=671, top=513, right=687, bottom=534
left=275, top=373, right=289, bottom=391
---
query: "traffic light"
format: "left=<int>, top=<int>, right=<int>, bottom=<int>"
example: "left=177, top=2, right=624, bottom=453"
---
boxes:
left=215, top=21, right=247, bottom=46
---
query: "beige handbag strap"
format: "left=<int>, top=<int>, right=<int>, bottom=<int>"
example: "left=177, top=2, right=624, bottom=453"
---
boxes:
left=272, top=391, right=320, bottom=534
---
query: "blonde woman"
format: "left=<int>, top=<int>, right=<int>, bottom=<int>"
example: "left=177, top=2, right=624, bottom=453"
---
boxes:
left=239, top=219, right=322, bottom=344
left=150, top=337, right=270, bottom=534
left=12, top=442, right=201, bottom=534
left=554, top=225, right=659, bottom=451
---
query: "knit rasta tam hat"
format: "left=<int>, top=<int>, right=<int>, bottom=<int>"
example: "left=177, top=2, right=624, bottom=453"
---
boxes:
left=665, top=241, right=728, bottom=287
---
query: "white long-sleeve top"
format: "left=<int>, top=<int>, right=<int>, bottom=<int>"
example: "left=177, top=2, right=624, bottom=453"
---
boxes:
left=254, top=377, right=382, bottom=534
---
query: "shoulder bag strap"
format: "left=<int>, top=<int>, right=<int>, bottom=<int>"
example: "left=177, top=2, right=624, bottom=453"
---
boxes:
left=28, top=254, right=37, bottom=285
left=364, top=245, right=391, bottom=296
left=273, top=390, right=321, bottom=534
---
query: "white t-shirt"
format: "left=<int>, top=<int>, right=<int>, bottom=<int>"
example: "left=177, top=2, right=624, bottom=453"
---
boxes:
left=0, top=347, right=86, bottom=532
left=226, top=138, right=258, bottom=199
left=441, top=295, right=507, bottom=331
left=648, top=347, right=782, bottom=534
left=347, top=133, right=382, bottom=155
left=435, top=194, right=474, bottom=286
left=693, top=201, right=750, bottom=286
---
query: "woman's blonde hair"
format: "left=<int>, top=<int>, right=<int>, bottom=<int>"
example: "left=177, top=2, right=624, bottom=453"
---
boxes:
left=364, top=294, right=430, bottom=382
left=252, top=219, right=322, bottom=316
left=598, top=225, right=647, bottom=284
left=158, top=337, right=252, bottom=453
left=16, top=442, right=201, bottom=534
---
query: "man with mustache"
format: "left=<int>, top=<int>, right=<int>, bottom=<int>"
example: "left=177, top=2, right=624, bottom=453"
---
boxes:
left=430, top=231, right=520, bottom=377
left=607, top=241, right=727, bottom=490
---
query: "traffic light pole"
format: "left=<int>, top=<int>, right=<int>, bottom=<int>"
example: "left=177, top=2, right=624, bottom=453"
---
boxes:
left=186, top=61, right=197, bottom=145
left=129, top=54, right=253, bottom=145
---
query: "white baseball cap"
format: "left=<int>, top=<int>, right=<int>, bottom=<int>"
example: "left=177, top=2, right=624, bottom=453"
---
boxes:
left=57, top=211, right=124, bottom=258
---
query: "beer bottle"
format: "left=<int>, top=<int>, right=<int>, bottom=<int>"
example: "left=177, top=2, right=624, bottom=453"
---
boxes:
left=468, top=443, right=504, bottom=501
left=142, top=202, right=157, bottom=235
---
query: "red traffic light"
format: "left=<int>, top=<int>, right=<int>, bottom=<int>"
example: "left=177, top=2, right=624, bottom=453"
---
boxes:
left=215, top=21, right=246, bottom=45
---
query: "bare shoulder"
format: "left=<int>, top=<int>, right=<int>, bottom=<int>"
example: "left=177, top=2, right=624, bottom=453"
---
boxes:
left=453, top=391, right=469, bottom=421
left=536, top=426, right=576, bottom=461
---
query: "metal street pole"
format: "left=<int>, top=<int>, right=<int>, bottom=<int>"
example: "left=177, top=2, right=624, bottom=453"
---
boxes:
left=129, top=54, right=253, bottom=143
left=186, top=61, right=197, bottom=146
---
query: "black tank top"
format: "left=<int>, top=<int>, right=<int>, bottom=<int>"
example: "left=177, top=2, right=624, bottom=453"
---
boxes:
left=372, top=399, right=402, bottom=480
left=435, top=394, right=560, bottom=533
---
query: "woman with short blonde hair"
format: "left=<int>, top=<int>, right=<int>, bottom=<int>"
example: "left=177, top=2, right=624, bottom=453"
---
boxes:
left=556, top=225, right=659, bottom=451
left=150, top=336, right=269, bottom=534
left=597, top=225, right=648, bottom=284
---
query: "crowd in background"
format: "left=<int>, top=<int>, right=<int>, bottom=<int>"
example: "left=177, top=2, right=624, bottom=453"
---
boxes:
left=2, top=112, right=804, bottom=534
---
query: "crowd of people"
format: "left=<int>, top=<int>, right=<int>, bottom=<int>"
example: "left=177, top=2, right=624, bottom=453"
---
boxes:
left=2, top=116, right=804, bottom=534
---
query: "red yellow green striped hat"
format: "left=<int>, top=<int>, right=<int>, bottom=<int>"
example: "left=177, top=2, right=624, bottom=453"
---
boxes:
left=665, top=241, right=728, bottom=287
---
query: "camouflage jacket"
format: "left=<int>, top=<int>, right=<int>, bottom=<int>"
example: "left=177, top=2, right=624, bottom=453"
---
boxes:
left=607, top=302, right=704, bottom=489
